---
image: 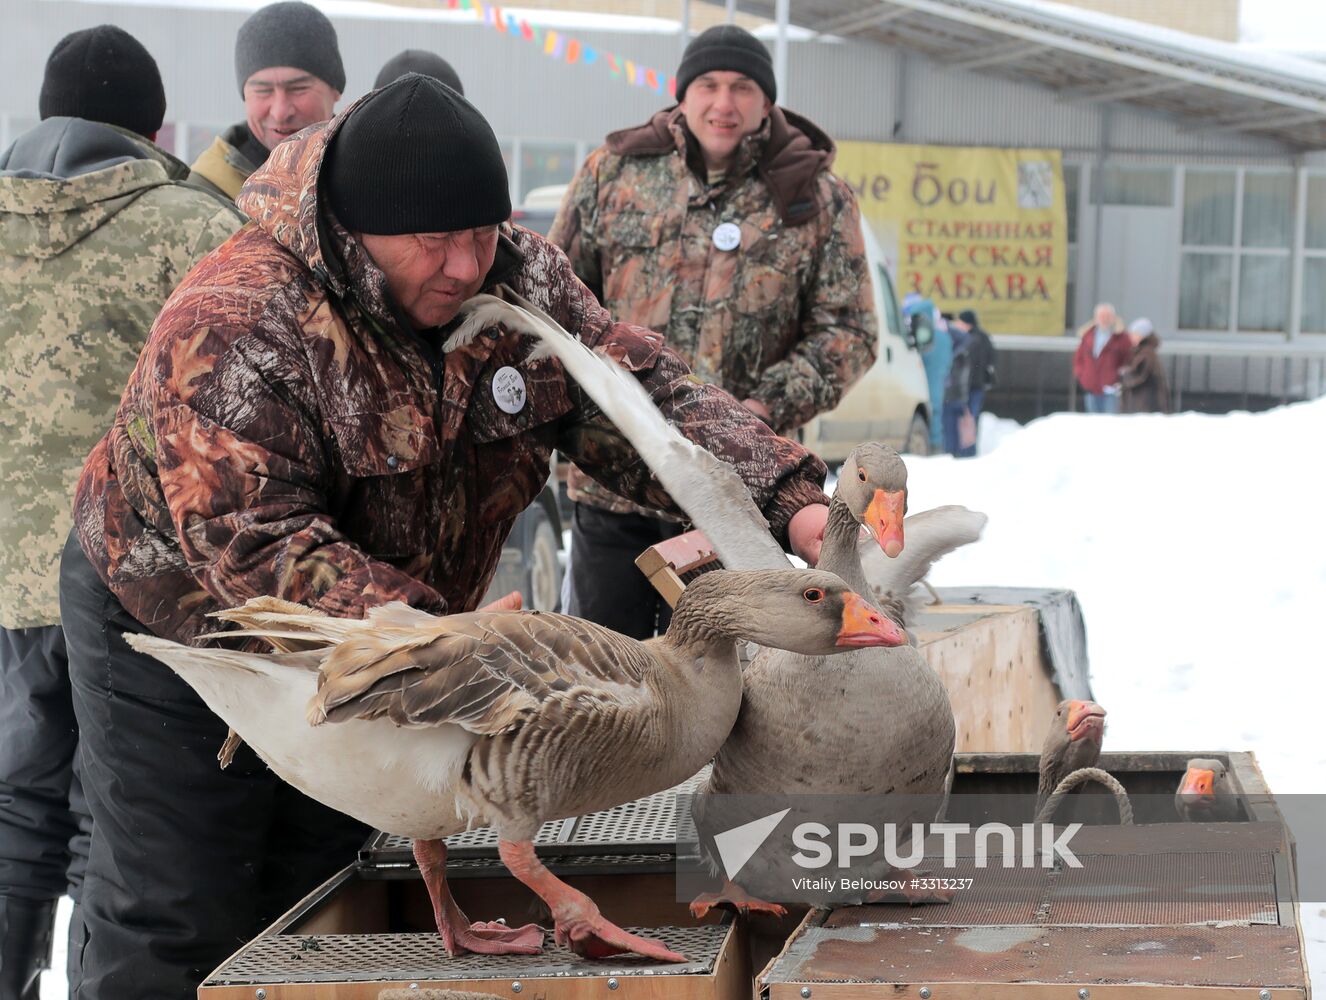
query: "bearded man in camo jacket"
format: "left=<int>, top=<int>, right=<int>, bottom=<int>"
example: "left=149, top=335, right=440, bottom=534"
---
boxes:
left=550, top=25, right=878, bottom=640
left=0, top=26, right=241, bottom=1000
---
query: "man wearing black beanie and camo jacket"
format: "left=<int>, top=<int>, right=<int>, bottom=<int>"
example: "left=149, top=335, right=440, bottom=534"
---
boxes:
left=551, top=25, right=878, bottom=640
left=62, top=74, right=835, bottom=998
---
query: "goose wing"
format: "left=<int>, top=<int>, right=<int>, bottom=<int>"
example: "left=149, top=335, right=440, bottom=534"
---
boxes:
left=451, top=288, right=790, bottom=573
left=308, top=609, right=658, bottom=733
left=859, top=505, right=987, bottom=626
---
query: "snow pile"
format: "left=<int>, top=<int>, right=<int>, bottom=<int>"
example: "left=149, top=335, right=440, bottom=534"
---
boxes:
left=915, top=399, right=1326, bottom=790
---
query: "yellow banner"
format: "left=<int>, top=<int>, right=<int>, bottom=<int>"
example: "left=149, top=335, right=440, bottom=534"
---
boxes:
left=835, top=142, right=1067, bottom=335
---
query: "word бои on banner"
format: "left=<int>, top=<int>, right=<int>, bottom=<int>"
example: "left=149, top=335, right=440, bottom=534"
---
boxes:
left=444, top=0, right=678, bottom=97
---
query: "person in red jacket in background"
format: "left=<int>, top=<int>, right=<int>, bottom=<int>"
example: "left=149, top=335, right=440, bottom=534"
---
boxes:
left=1073, top=302, right=1133, bottom=414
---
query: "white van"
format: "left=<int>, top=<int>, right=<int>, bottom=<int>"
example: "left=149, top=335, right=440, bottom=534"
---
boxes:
left=797, top=223, right=933, bottom=463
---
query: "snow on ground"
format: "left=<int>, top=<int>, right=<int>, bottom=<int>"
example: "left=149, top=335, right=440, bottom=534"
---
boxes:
left=915, top=399, right=1326, bottom=795
left=41, top=399, right=1326, bottom=996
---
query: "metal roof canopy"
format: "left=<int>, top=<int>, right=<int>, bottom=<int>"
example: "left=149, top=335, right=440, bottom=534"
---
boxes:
left=737, top=0, right=1326, bottom=150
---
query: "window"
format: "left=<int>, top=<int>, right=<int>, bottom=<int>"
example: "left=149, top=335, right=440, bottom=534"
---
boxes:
left=1300, top=174, right=1326, bottom=333
left=1241, top=172, right=1293, bottom=249
left=1091, top=165, right=1173, bottom=206
left=1179, top=253, right=1231, bottom=331
left=1237, top=255, right=1289, bottom=332
left=1302, top=258, right=1326, bottom=333
left=877, top=264, right=903, bottom=340
left=1182, top=170, right=1234, bottom=246
left=1179, top=168, right=1292, bottom=333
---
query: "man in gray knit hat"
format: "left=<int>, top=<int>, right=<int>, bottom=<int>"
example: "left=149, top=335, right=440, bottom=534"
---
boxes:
left=191, top=0, right=344, bottom=199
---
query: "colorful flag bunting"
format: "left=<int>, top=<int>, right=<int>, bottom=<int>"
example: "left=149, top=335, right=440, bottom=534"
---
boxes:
left=439, top=2, right=674, bottom=98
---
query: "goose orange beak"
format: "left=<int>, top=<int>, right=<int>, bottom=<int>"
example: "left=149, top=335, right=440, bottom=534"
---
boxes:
left=1178, top=767, right=1216, bottom=804
left=864, top=489, right=906, bottom=558
left=1065, top=700, right=1106, bottom=742
left=836, top=592, right=908, bottom=648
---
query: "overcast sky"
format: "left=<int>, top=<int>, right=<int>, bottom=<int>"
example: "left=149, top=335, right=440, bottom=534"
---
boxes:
left=1240, top=0, right=1326, bottom=49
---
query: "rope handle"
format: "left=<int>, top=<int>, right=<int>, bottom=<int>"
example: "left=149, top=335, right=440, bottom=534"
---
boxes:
left=1034, top=766, right=1133, bottom=826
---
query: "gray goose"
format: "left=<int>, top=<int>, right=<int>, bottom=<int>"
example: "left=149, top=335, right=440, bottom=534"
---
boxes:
left=693, top=444, right=973, bottom=915
left=1035, top=699, right=1107, bottom=817
left=1175, top=757, right=1239, bottom=822
left=128, top=290, right=904, bottom=963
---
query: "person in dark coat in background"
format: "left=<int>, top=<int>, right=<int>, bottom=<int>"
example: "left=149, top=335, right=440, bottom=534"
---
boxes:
left=1121, top=318, right=1170, bottom=414
left=950, top=308, right=996, bottom=441
left=955, top=310, right=996, bottom=413
left=942, top=322, right=975, bottom=457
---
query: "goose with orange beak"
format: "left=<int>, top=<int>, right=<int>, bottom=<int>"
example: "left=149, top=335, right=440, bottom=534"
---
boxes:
left=1175, top=757, right=1239, bottom=822
left=692, top=443, right=962, bottom=917
left=1036, top=699, right=1107, bottom=816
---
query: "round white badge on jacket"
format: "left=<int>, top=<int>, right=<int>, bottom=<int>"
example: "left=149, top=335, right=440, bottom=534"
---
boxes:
left=492, top=366, right=527, bottom=414
left=712, top=222, right=742, bottom=252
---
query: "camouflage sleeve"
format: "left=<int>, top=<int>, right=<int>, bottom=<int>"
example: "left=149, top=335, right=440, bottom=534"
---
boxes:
left=537, top=244, right=830, bottom=544
left=547, top=151, right=604, bottom=302
left=747, top=178, right=878, bottom=433
left=153, top=336, right=449, bottom=620
left=188, top=204, right=245, bottom=263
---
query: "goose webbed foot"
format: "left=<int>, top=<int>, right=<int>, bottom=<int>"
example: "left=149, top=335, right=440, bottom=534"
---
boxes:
left=689, top=878, right=788, bottom=920
left=414, top=837, right=545, bottom=956
left=499, top=839, right=686, bottom=962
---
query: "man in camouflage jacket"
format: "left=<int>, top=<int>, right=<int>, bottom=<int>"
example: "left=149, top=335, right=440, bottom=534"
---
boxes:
left=62, top=76, right=831, bottom=999
left=550, top=25, right=877, bottom=639
left=0, top=26, right=242, bottom=1000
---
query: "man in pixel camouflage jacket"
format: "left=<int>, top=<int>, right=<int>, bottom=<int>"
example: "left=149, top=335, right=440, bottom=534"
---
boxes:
left=550, top=25, right=878, bottom=639
left=62, top=75, right=833, bottom=999
left=0, top=26, right=242, bottom=1000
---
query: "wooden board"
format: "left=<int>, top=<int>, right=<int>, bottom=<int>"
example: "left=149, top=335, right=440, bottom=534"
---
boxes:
left=917, top=605, right=1060, bottom=753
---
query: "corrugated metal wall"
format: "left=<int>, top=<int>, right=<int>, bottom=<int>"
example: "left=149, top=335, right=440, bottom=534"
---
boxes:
left=3, top=0, right=1295, bottom=165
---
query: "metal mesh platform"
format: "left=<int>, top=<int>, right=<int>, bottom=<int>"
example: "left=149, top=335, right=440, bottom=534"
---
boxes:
left=205, top=926, right=728, bottom=986
left=360, top=768, right=711, bottom=869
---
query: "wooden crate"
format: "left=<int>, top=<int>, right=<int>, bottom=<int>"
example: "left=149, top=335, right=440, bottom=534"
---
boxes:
left=758, top=750, right=1310, bottom=1000
left=198, top=857, right=748, bottom=1000
left=914, top=604, right=1060, bottom=753
left=636, top=534, right=1070, bottom=755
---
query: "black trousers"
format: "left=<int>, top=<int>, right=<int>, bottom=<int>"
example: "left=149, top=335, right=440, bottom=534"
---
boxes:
left=565, top=503, right=684, bottom=640
left=59, top=533, right=369, bottom=1000
left=0, top=621, right=92, bottom=1000
left=0, top=623, right=90, bottom=902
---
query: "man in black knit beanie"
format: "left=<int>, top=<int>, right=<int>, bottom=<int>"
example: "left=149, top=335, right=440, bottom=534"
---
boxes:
left=550, top=24, right=876, bottom=640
